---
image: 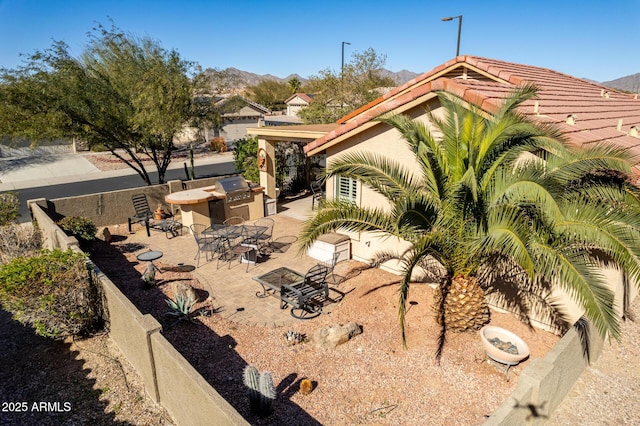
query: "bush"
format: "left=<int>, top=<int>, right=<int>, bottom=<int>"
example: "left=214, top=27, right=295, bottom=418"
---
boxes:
left=0, top=249, right=105, bottom=339
left=0, top=192, right=20, bottom=225
left=58, top=216, right=97, bottom=244
left=210, top=137, right=227, bottom=153
left=0, top=224, right=42, bottom=265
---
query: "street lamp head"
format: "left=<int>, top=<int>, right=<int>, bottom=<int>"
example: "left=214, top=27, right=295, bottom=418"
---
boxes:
left=441, top=15, right=463, bottom=57
left=343, top=41, right=351, bottom=45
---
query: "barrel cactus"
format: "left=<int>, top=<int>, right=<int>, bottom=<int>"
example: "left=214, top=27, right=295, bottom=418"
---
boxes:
left=243, top=365, right=275, bottom=416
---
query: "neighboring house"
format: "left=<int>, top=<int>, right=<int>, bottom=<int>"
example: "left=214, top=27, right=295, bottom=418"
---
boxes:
left=285, top=93, right=315, bottom=117
left=214, top=96, right=271, bottom=144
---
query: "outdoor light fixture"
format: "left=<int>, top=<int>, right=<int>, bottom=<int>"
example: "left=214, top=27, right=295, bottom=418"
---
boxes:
left=341, top=41, right=351, bottom=76
left=441, top=15, right=462, bottom=57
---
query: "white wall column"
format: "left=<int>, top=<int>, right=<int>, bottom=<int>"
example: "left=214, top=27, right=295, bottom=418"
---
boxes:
left=258, top=138, right=277, bottom=199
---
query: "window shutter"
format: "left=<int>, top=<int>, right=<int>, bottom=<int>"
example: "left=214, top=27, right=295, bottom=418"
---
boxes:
left=336, top=176, right=357, bottom=203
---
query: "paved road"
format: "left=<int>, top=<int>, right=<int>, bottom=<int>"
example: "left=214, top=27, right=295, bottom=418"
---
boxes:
left=1, top=157, right=236, bottom=223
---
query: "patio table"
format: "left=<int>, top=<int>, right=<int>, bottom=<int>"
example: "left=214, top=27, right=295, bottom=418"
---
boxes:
left=205, top=223, right=268, bottom=264
left=137, top=250, right=163, bottom=285
left=252, top=266, right=305, bottom=298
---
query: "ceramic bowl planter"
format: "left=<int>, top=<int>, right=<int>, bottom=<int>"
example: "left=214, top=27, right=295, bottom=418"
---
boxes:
left=480, top=325, right=530, bottom=379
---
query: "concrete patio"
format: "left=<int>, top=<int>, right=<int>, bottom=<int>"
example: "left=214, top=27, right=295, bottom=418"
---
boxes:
left=125, top=195, right=343, bottom=327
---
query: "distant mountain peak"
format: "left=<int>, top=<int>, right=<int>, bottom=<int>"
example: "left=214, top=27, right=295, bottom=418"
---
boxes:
left=205, top=67, right=420, bottom=91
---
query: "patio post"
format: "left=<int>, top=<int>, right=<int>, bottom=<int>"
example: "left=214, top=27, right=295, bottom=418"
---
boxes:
left=258, top=138, right=277, bottom=199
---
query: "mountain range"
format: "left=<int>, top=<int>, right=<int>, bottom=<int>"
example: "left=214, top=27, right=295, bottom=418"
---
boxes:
left=213, top=67, right=420, bottom=90
left=214, top=67, right=639, bottom=95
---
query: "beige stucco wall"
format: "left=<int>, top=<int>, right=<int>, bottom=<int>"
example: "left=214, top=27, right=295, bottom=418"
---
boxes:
left=324, top=103, right=435, bottom=273
left=321, top=97, right=636, bottom=333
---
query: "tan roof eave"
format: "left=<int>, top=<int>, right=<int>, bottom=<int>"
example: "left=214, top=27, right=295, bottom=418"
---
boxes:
left=387, top=62, right=510, bottom=105
left=306, top=91, right=440, bottom=156
left=246, top=126, right=335, bottom=143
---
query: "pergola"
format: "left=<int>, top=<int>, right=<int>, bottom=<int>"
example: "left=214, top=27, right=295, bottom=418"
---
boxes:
left=246, top=123, right=337, bottom=199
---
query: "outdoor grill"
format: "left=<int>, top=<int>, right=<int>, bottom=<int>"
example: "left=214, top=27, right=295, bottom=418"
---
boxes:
left=208, top=175, right=263, bottom=224
left=213, top=175, right=252, bottom=203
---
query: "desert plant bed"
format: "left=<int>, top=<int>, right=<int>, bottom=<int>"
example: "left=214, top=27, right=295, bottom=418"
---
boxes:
left=92, top=226, right=560, bottom=425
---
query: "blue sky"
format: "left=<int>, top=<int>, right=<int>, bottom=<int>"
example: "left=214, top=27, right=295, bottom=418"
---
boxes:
left=0, top=0, right=638, bottom=82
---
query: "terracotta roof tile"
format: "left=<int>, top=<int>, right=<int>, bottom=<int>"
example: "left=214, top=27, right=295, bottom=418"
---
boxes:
left=306, top=56, right=640, bottom=161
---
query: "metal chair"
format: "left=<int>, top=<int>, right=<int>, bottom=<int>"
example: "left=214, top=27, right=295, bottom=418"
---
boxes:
left=190, top=224, right=222, bottom=267
left=219, top=226, right=256, bottom=272
left=280, top=264, right=329, bottom=319
left=322, top=251, right=341, bottom=286
left=253, top=217, right=275, bottom=253
left=310, top=181, right=325, bottom=210
left=128, top=193, right=174, bottom=237
left=223, top=216, right=245, bottom=226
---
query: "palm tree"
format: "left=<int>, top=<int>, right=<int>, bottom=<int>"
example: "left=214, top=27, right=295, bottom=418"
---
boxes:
left=299, top=84, right=640, bottom=359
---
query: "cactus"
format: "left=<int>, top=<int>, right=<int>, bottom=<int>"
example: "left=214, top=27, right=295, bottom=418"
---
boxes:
left=189, top=143, right=195, bottom=179
left=243, top=365, right=275, bottom=416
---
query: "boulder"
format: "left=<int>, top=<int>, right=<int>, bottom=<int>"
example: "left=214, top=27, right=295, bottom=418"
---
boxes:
left=310, top=322, right=362, bottom=349
left=173, top=281, right=199, bottom=303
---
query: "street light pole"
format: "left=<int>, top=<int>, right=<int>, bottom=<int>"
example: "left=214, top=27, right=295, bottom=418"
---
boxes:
left=341, top=41, right=351, bottom=76
left=441, top=15, right=462, bottom=57
left=341, top=41, right=351, bottom=108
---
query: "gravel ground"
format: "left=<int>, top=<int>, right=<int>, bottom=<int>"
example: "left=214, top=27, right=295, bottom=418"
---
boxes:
left=91, top=227, right=560, bottom=426
left=0, top=309, right=174, bottom=426
left=546, top=296, right=640, bottom=425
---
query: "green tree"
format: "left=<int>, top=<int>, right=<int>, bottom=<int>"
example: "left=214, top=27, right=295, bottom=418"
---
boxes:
left=245, top=79, right=290, bottom=111
left=0, top=23, right=200, bottom=185
left=288, top=76, right=301, bottom=94
left=299, top=85, right=640, bottom=359
left=190, top=69, right=244, bottom=143
left=298, top=47, right=396, bottom=124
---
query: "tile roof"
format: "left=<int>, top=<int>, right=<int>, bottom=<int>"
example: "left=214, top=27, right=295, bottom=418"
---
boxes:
left=305, top=56, right=640, bottom=164
left=285, top=93, right=315, bottom=104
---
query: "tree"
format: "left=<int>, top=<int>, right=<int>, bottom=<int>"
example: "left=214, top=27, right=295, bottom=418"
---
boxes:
left=0, top=23, right=200, bottom=185
left=190, top=69, right=243, bottom=144
left=298, top=84, right=640, bottom=360
left=288, top=76, right=301, bottom=94
left=245, top=79, right=290, bottom=111
left=298, top=48, right=396, bottom=124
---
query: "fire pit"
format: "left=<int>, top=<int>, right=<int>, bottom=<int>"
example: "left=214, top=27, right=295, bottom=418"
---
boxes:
left=480, top=326, right=530, bottom=380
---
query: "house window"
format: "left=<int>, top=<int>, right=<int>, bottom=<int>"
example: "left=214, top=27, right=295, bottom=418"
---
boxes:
left=336, top=176, right=357, bottom=204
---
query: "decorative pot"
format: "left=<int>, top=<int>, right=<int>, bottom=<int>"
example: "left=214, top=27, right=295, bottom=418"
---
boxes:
left=480, top=325, right=530, bottom=365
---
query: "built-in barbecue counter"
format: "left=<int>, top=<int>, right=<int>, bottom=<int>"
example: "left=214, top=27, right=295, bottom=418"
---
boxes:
left=165, top=175, right=264, bottom=232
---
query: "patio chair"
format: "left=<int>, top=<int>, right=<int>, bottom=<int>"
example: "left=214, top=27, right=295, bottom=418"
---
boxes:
left=310, top=181, right=325, bottom=210
left=190, top=224, right=222, bottom=267
left=322, top=251, right=341, bottom=286
left=218, top=226, right=256, bottom=272
left=280, top=264, right=329, bottom=319
left=253, top=217, right=274, bottom=253
left=128, top=193, right=175, bottom=237
left=224, top=216, right=245, bottom=226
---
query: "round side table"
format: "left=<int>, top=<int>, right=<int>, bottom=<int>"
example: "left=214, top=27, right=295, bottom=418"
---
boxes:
left=137, top=250, right=163, bottom=285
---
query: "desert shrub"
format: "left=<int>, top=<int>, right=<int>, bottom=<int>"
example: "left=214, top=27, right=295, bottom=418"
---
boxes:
left=210, top=137, right=227, bottom=153
left=0, top=192, right=20, bottom=225
left=0, top=224, right=42, bottom=264
left=58, top=216, right=97, bottom=244
left=0, top=249, right=105, bottom=339
left=233, top=136, right=260, bottom=183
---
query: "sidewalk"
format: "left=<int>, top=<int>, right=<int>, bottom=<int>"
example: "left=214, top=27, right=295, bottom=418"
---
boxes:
left=0, top=151, right=234, bottom=192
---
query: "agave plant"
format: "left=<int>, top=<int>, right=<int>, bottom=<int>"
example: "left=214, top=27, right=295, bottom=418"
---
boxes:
left=299, top=84, right=640, bottom=360
left=164, top=294, right=196, bottom=327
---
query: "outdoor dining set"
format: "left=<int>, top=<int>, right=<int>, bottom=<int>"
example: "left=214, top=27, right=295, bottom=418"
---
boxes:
left=190, top=216, right=274, bottom=271
left=128, top=193, right=343, bottom=320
